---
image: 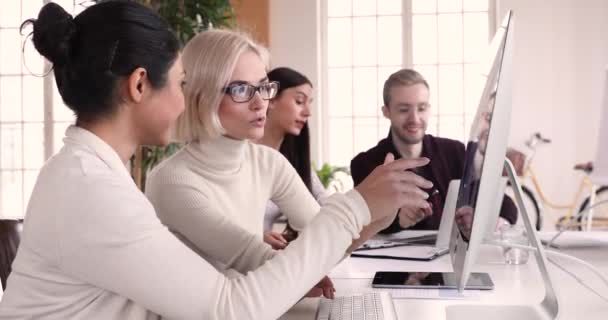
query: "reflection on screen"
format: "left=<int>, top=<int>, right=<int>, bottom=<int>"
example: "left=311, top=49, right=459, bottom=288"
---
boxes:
left=454, top=91, right=498, bottom=242
left=379, top=272, right=444, bottom=286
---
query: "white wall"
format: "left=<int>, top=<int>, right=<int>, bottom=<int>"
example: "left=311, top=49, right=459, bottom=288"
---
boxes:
left=268, top=0, right=323, bottom=165
left=498, top=0, right=608, bottom=229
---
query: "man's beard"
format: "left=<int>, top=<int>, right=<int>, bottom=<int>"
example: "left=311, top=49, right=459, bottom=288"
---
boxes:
left=392, top=125, right=424, bottom=145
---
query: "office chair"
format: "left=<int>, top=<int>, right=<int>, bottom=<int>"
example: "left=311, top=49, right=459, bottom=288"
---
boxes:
left=0, top=219, right=23, bottom=290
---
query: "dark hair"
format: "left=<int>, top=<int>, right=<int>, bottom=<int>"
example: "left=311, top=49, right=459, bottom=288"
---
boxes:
left=21, top=1, right=180, bottom=124
left=267, top=67, right=313, bottom=192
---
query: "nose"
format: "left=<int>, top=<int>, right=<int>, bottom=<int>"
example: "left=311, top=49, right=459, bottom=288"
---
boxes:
left=249, top=91, right=266, bottom=111
left=407, top=109, right=421, bottom=123
left=302, top=102, right=312, bottom=118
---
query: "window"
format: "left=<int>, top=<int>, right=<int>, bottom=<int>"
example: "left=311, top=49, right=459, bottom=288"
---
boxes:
left=323, top=0, right=494, bottom=167
left=0, top=0, right=81, bottom=218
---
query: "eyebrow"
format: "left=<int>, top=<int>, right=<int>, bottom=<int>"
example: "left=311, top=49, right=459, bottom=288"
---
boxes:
left=295, top=91, right=310, bottom=99
left=395, top=102, right=428, bottom=107
left=227, top=76, right=270, bottom=86
left=395, top=103, right=413, bottom=108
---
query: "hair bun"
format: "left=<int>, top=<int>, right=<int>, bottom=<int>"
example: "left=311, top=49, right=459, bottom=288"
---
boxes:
left=27, top=2, right=76, bottom=66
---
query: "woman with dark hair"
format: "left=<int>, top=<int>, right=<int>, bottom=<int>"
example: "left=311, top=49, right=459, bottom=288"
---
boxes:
left=0, top=1, right=187, bottom=318
left=257, top=67, right=329, bottom=249
left=0, top=2, right=432, bottom=319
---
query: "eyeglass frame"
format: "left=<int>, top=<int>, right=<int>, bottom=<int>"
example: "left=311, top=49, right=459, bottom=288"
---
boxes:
left=222, top=81, right=280, bottom=103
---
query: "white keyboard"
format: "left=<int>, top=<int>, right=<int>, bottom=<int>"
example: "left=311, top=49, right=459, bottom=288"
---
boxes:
left=316, top=292, right=398, bottom=320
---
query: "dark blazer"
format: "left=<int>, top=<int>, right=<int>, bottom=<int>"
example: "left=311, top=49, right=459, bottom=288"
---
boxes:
left=350, top=132, right=517, bottom=233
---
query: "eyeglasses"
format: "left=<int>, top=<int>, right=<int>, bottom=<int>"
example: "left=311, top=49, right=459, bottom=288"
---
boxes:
left=222, top=81, right=279, bottom=103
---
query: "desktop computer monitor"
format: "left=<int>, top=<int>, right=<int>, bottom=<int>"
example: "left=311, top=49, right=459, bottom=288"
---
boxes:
left=449, top=10, right=514, bottom=291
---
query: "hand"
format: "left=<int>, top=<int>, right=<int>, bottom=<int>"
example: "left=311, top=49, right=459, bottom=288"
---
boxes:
left=495, top=217, right=511, bottom=232
left=405, top=272, right=430, bottom=285
left=455, top=206, right=474, bottom=240
left=348, top=153, right=433, bottom=252
left=398, top=202, right=432, bottom=228
left=347, top=214, right=395, bottom=253
left=304, top=276, right=335, bottom=299
left=355, top=153, right=433, bottom=225
left=263, top=231, right=288, bottom=250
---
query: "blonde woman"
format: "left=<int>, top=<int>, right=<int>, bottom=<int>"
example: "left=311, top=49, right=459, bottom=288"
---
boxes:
left=145, top=29, right=433, bottom=313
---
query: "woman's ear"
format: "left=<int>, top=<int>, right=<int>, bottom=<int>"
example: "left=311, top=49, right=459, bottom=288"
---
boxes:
left=126, top=67, right=149, bottom=104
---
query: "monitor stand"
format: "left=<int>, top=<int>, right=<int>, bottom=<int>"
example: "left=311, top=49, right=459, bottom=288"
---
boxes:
left=445, top=158, right=560, bottom=320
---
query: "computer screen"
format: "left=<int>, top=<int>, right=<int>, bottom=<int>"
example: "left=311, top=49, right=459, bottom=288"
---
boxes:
left=449, top=10, right=515, bottom=291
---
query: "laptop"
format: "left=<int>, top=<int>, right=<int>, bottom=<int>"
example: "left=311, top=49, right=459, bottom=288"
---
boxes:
left=351, top=180, right=460, bottom=261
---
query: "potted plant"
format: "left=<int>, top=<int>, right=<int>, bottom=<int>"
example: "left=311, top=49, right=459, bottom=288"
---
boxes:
left=315, top=163, right=351, bottom=192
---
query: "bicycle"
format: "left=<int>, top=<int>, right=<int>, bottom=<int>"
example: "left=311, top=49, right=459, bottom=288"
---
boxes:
left=504, top=132, right=608, bottom=231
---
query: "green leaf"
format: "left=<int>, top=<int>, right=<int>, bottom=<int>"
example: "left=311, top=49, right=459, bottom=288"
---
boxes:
left=314, top=163, right=351, bottom=189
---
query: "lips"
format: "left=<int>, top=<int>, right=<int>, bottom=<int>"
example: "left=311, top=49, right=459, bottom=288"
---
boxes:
left=295, top=120, right=307, bottom=128
left=405, top=126, right=422, bottom=134
left=250, top=116, right=266, bottom=127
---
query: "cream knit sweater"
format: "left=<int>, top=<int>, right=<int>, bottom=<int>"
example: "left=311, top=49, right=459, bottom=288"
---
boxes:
left=0, top=127, right=370, bottom=319
left=146, top=135, right=324, bottom=272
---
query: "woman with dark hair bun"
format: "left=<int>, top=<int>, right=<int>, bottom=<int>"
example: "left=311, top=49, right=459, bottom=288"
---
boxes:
left=0, top=1, right=191, bottom=318
left=258, top=67, right=329, bottom=249
left=27, top=1, right=181, bottom=128
left=0, top=2, right=433, bottom=319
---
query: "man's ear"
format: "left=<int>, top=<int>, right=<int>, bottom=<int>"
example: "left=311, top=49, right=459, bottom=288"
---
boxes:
left=126, top=67, right=149, bottom=104
left=381, top=105, right=390, bottom=119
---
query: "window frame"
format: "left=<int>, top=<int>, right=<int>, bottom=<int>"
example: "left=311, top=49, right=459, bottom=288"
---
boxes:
left=0, top=0, right=79, bottom=218
left=319, top=0, right=498, bottom=168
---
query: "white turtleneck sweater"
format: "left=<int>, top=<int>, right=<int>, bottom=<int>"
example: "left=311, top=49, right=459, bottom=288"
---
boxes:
left=145, top=135, right=324, bottom=271
left=264, top=169, right=328, bottom=231
left=0, top=126, right=370, bottom=319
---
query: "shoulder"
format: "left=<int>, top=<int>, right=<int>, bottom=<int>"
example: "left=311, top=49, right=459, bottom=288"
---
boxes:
left=41, top=147, right=132, bottom=193
left=146, top=147, right=201, bottom=189
left=351, top=137, right=392, bottom=167
left=246, top=141, right=291, bottom=170
left=247, top=141, right=282, bottom=160
left=36, top=155, right=153, bottom=223
left=48, top=146, right=113, bottom=179
left=425, top=135, right=465, bottom=154
left=426, top=134, right=464, bottom=148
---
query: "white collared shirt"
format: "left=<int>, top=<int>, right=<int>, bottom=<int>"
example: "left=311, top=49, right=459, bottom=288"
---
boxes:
left=0, top=126, right=370, bottom=320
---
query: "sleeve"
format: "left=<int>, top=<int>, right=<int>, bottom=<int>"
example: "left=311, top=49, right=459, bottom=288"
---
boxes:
left=146, top=177, right=276, bottom=274
left=269, top=153, right=321, bottom=231
left=453, top=141, right=466, bottom=177
left=350, top=153, right=376, bottom=187
left=60, top=179, right=370, bottom=320
left=310, top=168, right=329, bottom=204
left=351, top=153, right=403, bottom=234
left=263, top=200, right=282, bottom=232
left=499, top=194, right=519, bottom=224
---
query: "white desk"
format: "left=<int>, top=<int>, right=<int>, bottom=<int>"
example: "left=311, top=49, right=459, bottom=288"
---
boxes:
left=281, top=235, right=608, bottom=320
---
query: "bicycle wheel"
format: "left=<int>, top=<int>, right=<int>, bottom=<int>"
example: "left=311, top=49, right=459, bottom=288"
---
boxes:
left=505, top=184, right=542, bottom=230
left=577, top=186, right=608, bottom=230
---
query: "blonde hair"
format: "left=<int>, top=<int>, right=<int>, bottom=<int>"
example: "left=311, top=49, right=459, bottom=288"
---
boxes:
left=382, top=69, right=429, bottom=107
left=175, top=29, right=269, bottom=141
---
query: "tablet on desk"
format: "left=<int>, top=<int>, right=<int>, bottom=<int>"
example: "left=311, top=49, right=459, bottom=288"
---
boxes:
left=372, top=271, right=494, bottom=290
